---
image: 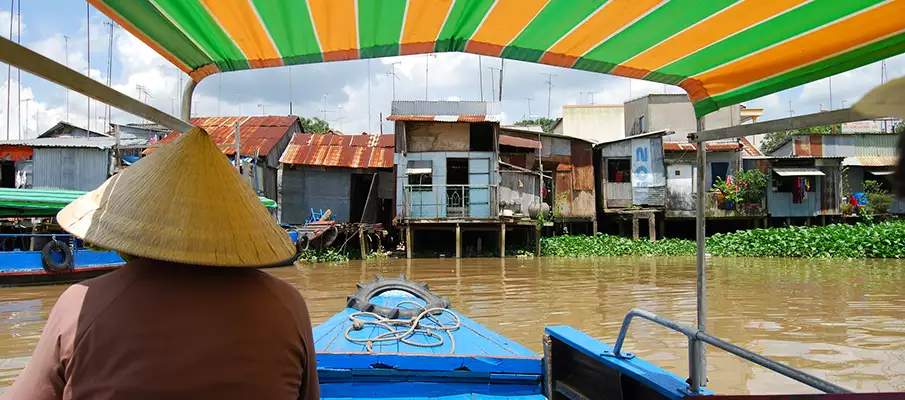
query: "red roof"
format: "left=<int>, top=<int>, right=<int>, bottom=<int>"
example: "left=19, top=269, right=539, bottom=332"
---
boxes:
left=662, top=138, right=761, bottom=156
left=279, top=133, right=394, bottom=169
left=152, top=116, right=299, bottom=157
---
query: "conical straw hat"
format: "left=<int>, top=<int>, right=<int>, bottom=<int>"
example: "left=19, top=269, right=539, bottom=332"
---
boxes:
left=854, top=75, right=905, bottom=119
left=57, top=127, right=296, bottom=267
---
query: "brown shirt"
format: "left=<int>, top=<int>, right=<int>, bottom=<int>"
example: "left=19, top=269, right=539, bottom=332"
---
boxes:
left=3, top=259, right=319, bottom=400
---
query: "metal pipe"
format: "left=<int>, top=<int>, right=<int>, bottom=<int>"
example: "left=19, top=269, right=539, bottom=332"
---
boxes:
left=0, top=36, right=192, bottom=133
left=688, top=338, right=701, bottom=394
left=694, top=117, right=708, bottom=388
left=542, top=334, right=554, bottom=399
left=181, top=79, right=198, bottom=123
left=612, top=308, right=853, bottom=394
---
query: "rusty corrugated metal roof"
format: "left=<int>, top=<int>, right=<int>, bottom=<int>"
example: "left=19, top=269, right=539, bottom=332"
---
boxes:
left=499, top=133, right=542, bottom=149
left=280, top=133, right=394, bottom=169
left=151, top=116, right=299, bottom=157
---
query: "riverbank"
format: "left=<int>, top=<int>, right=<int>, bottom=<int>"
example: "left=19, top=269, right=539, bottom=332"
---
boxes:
left=542, top=220, right=905, bottom=259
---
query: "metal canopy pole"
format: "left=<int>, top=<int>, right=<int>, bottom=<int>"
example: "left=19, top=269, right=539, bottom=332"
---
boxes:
left=181, top=79, right=198, bottom=123
left=0, top=35, right=192, bottom=133
left=691, top=107, right=867, bottom=143
left=692, top=118, right=707, bottom=391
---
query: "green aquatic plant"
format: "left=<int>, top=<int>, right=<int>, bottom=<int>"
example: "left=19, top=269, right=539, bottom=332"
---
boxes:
left=543, top=220, right=905, bottom=259
left=298, top=248, right=350, bottom=263
left=707, top=221, right=905, bottom=258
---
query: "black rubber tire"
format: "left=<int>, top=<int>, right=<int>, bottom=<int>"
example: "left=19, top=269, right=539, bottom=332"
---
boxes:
left=347, top=274, right=451, bottom=319
left=41, top=240, right=73, bottom=272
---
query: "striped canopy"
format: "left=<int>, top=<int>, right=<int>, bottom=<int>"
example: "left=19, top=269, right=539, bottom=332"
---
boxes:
left=90, top=0, right=905, bottom=117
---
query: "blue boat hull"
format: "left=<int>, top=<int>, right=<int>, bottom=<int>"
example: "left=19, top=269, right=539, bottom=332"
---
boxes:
left=0, top=248, right=124, bottom=287
left=313, top=288, right=700, bottom=399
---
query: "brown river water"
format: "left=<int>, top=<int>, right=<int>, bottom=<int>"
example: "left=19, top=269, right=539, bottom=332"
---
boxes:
left=0, top=256, right=903, bottom=395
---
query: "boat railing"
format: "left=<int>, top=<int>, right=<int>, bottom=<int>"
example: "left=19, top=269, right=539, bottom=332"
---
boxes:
left=0, top=233, right=79, bottom=251
left=612, top=308, right=851, bottom=395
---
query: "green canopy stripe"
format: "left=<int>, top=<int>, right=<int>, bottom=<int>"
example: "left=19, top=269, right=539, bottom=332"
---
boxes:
left=358, top=0, right=407, bottom=59
left=502, top=0, right=606, bottom=63
left=252, top=0, right=323, bottom=64
left=657, top=0, right=885, bottom=81
left=699, top=31, right=905, bottom=117
left=580, top=0, right=737, bottom=72
left=435, top=0, right=496, bottom=52
left=150, top=0, right=250, bottom=71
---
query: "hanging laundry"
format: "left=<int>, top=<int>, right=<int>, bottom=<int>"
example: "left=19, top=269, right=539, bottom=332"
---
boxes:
left=792, top=177, right=804, bottom=204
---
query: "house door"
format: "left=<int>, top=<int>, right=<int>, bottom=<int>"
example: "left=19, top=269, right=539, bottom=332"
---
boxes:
left=605, top=159, right=631, bottom=208
left=468, top=158, right=491, bottom=218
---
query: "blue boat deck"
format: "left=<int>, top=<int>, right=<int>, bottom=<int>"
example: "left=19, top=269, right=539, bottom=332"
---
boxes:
left=314, top=291, right=544, bottom=399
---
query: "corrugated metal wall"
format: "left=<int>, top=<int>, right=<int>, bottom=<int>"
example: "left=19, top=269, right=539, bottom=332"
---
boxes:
left=33, top=148, right=109, bottom=191
left=499, top=170, right=540, bottom=216
left=598, top=137, right=666, bottom=208
left=281, top=168, right=352, bottom=224
left=632, top=137, right=666, bottom=206
left=391, top=101, right=501, bottom=117
left=793, top=134, right=897, bottom=157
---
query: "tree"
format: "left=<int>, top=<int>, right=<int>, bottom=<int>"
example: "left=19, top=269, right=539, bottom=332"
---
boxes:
left=514, top=117, right=556, bottom=133
left=299, top=116, right=331, bottom=134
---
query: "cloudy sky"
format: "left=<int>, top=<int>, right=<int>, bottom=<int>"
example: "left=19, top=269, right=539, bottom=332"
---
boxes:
left=1, top=2, right=904, bottom=140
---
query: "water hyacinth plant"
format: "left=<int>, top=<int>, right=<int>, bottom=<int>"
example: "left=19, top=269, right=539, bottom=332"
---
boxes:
left=543, top=221, right=905, bottom=259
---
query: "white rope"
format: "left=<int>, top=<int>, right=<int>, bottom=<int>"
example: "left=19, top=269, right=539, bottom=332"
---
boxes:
left=344, top=301, right=461, bottom=353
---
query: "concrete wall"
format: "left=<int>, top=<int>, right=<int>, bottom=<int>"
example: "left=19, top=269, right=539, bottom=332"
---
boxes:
left=561, top=105, right=624, bottom=143
left=33, top=147, right=110, bottom=191
left=625, top=94, right=740, bottom=141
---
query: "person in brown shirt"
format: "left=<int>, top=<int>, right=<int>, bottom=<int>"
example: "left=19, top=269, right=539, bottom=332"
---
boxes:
left=4, top=127, right=319, bottom=399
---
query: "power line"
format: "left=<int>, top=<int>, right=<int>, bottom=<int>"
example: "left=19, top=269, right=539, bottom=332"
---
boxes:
left=543, top=73, right=556, bottom=118
left=6, top=0, right=13, bottom=140
left=104, top=21, right=116, bottom=132
left=64, top=35, right=70, bottom=122
left=478, top=56, right=483, bottom=101
left=385, top=62, right=401, bottom=101
left=367, top=59, right=371, bottom=133
left=487, top=67, right=499, bottom=101
left=87, top=2, right=91, bottom=137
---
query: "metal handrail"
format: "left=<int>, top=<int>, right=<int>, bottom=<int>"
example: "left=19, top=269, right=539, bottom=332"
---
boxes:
left=402, top=184, right=496, bottom=219
left=612, top=308, right=852, bottom=395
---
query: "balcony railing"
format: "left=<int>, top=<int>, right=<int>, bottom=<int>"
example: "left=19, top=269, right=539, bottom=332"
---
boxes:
left=403, top=184, right=496, bottom=219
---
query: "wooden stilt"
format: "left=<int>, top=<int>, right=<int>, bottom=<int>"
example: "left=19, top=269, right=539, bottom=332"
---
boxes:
left=592, top=219, right=598, bottom=235
left=406, top=227, right=413, bottom=259
left=500, top=223, right=506, bottom=258
left=821, top=215, right=826, bottom=226
left=535, top=225, right=541, bottom=257
left=648, top=213, right=656, bottom=242
left=455, top=224, right=462, bottom=259
left=786, top=217, right=791, bottom=227
left=359, top=227, right=367, bottom=259
left=659, top=216, right=666, bottom=239
left=632, top=216, right=640, bottom=240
